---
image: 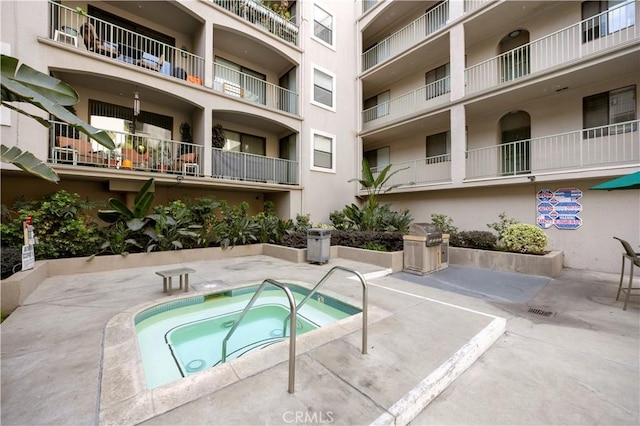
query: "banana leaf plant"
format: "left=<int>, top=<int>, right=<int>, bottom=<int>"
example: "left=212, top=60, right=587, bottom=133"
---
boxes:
left=97, top=179, right=155, bottom=231
left=1, top=54, right=115, bottom=182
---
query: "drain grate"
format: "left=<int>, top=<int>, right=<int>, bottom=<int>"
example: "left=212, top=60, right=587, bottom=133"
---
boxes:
left=527, top=307, right=554, bottom=317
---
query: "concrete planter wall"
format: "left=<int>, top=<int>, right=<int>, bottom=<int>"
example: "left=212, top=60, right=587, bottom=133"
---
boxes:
left=1, top=244, right=402, bottom=313
left=449, top=247, right=564, bottom=278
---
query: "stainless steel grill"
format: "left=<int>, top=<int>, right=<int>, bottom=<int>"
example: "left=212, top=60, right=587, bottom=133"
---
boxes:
left=403, top=223, right=445, bottom=275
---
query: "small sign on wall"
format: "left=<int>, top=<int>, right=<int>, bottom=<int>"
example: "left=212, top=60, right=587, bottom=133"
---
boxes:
left=536, top=187, right=583, bottom=230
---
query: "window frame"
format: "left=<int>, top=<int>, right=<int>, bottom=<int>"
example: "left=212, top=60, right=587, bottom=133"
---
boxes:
left=310, top=129, right=336, bottom=173
left=312, top=4, right=335, bottom=49
left=311, top=65, right=336, bottom=111
left=583, top=85, right=637, bottom=137
left=425, top=131, right=451, bottom=164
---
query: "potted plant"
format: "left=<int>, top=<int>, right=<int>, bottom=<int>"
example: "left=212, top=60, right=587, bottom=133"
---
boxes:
left=151, top=143, right=171, bottom=172
left=212, top=124, right=226, bottom=149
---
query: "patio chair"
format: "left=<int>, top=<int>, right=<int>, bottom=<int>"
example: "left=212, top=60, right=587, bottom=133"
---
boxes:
left=137, top=52, right=164, bottom=72
left=613, top=237, right=640, bottom=310
left=174, top=152, right=199, bottom=175
left=121, top=147, right=150, bottom=170
left=80, top=22, right=118, bottom=57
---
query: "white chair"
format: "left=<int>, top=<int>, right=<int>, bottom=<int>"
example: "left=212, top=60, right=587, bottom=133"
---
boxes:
left=54, top=25, right=79, bottom=47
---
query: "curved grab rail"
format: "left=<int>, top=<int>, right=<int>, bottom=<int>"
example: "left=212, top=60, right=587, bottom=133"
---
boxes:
left=284, top=266, right=368, bottom=354
left=221, top=279, right=297, bottom=393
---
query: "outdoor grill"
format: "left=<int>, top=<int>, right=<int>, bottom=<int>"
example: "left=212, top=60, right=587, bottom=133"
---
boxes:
left=403, top=223, right=445, bottom=275
left=407, top=223, right=443, bottom=246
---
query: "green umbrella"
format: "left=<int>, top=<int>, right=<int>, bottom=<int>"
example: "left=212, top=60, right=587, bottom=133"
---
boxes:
left=590, top=171, right=640, bottom=190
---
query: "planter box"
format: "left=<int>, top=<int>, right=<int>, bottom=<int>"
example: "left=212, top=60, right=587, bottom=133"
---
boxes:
left=449, top=247, right=563, bottom=278
left=1, top=244, right=402, bottom=314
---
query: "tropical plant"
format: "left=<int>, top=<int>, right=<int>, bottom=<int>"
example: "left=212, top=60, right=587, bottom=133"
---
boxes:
left=329, top=210, right=353, bottom=231
left=293, top=213, right=312, bottom=233
left=349, top=159, right=409, bottom=213
left=1, top=54, right=114, bottom=181
left=217, top=201, right=258, bottom=248
left=146, top=202, right=200, bottom=251
left=98, top=221, right=141, bottom=256
left=97, top=179, right=155, bottom=231
left=503, top=223, right=548, bottom=254
left=185, top=197, right=223, bottom=247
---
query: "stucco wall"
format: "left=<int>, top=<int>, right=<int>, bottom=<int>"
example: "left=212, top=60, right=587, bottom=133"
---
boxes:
left=383, top=179, right=640, bottom=274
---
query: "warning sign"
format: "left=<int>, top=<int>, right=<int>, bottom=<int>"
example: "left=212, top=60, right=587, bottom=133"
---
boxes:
left=536, top=188, right=583, bottom=229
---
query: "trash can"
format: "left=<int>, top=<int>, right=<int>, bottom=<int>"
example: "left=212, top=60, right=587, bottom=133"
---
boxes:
left=307, top=228, right=331, bottom=264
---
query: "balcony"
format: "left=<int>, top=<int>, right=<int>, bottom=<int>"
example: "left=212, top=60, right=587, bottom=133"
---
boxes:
left=214, top=63, right=298, bottom=114
left=212, top=148, right=297, bottom=185
left=465, top=1, right=638, bottom=94
left=49, top=1, right=205, bottom=85
left=362, top=0, right=379, bottom=14
left=362, top=77, right=450, bottom=131
left=50, top=122, right=205, bottom=175
left=464, top=0, right=495, bottom=14
left=49, top=122, right=298, bottom=185
left=466, top=120, right=640, bottom=180
left=371, top=154, right=452, bottom=190
left=211, top=0, right=298, bottom=45
left=362, top=0, right=449, bottom=71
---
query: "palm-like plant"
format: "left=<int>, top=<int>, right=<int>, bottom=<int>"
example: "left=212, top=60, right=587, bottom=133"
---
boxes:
left=349, top=159, right=409, bottom=212
left=1, top=55, right=115, bottom=182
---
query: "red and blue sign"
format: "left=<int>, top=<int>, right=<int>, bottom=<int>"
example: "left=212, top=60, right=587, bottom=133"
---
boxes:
left=536, top=188, right=583, bottom=230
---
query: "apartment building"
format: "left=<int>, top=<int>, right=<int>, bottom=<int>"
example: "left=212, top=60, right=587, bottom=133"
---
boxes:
left=1, top=0, right=639, bottom=273
left=358, top=0, right=639, bottom=273
left=1, top=0, right=359, bottom=220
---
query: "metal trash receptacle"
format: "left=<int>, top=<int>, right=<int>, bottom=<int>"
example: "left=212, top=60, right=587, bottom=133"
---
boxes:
left=307, top=228, right=331, bottom=264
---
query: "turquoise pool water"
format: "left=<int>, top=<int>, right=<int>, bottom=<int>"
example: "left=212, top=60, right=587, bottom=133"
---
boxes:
left=135, top=284, right=360, bottom=388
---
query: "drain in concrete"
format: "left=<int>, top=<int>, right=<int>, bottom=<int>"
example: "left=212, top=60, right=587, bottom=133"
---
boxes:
left=527, top=307, right=554, bottom=317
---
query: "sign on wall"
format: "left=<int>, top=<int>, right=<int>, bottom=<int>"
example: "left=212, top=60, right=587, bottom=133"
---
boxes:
left=536, top=187, right=583, bottom=230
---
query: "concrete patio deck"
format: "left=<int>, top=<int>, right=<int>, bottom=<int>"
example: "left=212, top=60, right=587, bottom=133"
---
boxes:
left=1, top=255, right=638, bottom=425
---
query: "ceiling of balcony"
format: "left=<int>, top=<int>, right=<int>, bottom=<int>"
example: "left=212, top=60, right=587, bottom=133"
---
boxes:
left=213, top=27, right=295, bottom=76
left=102, top=1, right=201, bottom=35
left=361, top=110, right=450, bottom=146
left=362, top=1, right=436, bottom=50
left=464, top=1, right=556, bottom=49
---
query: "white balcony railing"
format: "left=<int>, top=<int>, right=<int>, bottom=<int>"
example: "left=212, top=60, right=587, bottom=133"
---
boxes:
left=49, top=1, right=205, bottom=85
left=214, top=63, right=298, bottom=114
left=212, top=148, right=298, bottom=185
left=362, top=0, right=449, bottom=71
left=362, top=77, right=450, bottom=129
left=464, top=0, right=495, bottom=13
left=371, top=154, right=452, bottom=190
left=466, top=120, right=640, bottom=179
left=211, top=0, right=298, bottom=45
left=465, top=1, right=638, bottom=94
left=49, top=122, right=204, bottom=176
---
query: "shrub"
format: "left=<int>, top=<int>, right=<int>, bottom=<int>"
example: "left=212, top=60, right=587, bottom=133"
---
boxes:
left=1, top=247, right=22, bottom=279
left=503, top=223, right=548, bottom=254
left=1, top=191, right=102, bottom=259
left=450, top=230, right=497, bottom=250
left=329, top=210, right=353, bottom=230
left=280, top=230, right=404, bottom=252
left=431, top=213, right=458, bottom=235
left=487, top=212, right=519, bottom=242
left=361, top=242, right=387, bottom=252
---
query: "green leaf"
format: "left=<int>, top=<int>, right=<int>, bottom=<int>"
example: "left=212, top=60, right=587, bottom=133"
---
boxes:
left=13, top=61, right=78, bottom=106
left=107, top=198, right=134, bottom=220
left=1, top=102, right=51, bottom=126
left=96, top=210, right=121, bottom=224
left=127, top=218, right=147, bottom=231
left=133, top=192, right=154, bottom=219
left=0, top=144, right=59, bottom=183
left=134, top=179, right=155, bottom=205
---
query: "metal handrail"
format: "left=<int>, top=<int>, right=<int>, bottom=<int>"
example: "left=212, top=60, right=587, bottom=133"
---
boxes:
left=283, top=266, right=368, bottom=355
left=221, top=279, right=297, bottom=393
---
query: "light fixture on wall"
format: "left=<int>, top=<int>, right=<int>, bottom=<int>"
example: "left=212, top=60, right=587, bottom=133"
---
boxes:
left=508, top=30, right=522, bottom=38
left=133, top=92, right=140, bottom=116
left=181, top=46, right=188, bottom=58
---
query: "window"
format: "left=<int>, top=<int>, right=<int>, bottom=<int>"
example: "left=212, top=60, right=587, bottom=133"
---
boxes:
left=583, top=85, right=637, bottom=136
left=312, top=130, right=335, bottom=171
left=582, top=1, right=636, bottom=43
left=425, top=63, right=450, bottom=100
left=313, top=4, right=333, bottom=46
left=363, top=91, right=390, bottom=122
left=364, top=147, right=390, bottom=171
left=312, top=67, right=335, bottom=110
left=426, top=131, right=450, bottom=163
left=223, top=130, right=266, bottom=155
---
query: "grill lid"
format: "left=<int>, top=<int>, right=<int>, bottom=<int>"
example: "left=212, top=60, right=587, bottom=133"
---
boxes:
left=407, top=223, right=443, bottom=246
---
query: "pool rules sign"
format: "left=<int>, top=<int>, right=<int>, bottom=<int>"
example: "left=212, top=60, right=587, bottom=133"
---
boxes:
left=22, top=215, right=36, bottom=271
left=536, top=187, right=583, bottom=230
